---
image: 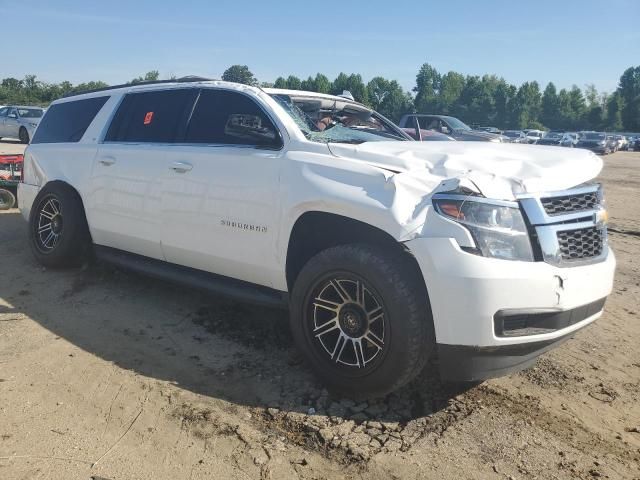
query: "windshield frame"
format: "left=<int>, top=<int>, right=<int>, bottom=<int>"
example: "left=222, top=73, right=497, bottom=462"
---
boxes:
left=269, top=93, right=411, bottom=145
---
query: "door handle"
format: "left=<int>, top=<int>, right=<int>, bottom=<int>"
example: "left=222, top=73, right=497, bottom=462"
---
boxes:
left=170, top=161, right=193, bottom=173
left=99, top=156, right=116, bottom=166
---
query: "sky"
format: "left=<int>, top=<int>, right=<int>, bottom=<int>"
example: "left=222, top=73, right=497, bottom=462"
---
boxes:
left=1, top=0, right=638, bottom=94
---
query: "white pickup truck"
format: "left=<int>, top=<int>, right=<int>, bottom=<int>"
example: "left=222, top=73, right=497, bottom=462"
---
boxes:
left=19, top=79, right=615, bottom=398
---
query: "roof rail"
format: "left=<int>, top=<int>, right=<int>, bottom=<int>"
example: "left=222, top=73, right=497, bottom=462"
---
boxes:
left=62, top=75, right=215, bottom=98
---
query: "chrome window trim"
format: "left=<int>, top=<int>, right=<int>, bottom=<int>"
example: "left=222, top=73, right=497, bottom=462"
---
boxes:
left=100, top=141, right=283, bottom=151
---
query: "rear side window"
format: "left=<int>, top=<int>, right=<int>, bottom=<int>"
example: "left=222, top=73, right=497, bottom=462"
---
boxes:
left=32, top=96, right=109, bottom=144
left=105, top=89, right=197, bottom=143
left=185, top=89, right=282, bottom=148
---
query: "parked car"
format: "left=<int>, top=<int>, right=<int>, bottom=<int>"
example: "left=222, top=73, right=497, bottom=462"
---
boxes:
left=398, top=114, right=503, bottom=142
left=19, top=79, right=615, bottom=397
left=502, top=130, right=528, bottom=144
left=613, top=135, right=627, bottom=151
left=476, top=126, right=502, bottom=134
left=0, top=105, right=45, bottom=144
left=537, top=132, right=576, bottom=148
left=401, top=127, right=455, bottom=141
left=606, top=135, right=618, bottom=153
left=536, top=132, right=565, bottom=146
left=524, top=130, right=545, bottom=144
left=576, top=132, right=614, bottom=154
left=563, top=132, right=580, bottom=147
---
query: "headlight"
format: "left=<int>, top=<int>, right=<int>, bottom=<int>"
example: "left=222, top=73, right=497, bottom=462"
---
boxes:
left=28, top=122, right=38, bottom=128
left=433, top=197, right=534, bottom=261
left=598, top=141, right=605, bottom=146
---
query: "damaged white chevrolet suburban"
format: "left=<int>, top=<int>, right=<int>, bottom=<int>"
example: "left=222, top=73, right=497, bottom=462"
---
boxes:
left=18, top=78, right=616, bottom=397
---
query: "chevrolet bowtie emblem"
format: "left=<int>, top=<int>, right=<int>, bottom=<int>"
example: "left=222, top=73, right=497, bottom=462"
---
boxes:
left=594, top=208, right=609, bottom=226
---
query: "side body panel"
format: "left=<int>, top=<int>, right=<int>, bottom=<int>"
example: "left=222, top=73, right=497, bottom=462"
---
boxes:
left=160, top=145, right=284, bottom=287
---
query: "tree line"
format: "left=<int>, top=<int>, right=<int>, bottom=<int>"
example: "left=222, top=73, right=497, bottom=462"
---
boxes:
left=1, top=64, right=638, bottom=132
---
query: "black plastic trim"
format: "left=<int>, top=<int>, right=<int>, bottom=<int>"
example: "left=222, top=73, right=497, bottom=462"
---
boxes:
left=438, top=331, right=576, bottom=382
left=94, top=245, right=288, bottom=309
left=494, top=297, right=606, bottom=337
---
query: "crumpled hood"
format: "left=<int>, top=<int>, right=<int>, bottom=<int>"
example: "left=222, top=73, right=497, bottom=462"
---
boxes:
left=328, top=141, right=603, bottom=201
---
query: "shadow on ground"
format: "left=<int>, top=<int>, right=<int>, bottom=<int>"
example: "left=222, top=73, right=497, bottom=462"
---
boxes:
left=0, top=210, right=476, bottom=460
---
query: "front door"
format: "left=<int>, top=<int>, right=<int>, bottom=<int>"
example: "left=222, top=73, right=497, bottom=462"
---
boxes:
left=160, top=89, right=285, bottom=288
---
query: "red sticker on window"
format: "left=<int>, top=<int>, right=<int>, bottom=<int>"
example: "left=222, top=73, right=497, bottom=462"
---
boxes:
left=144, top=111, right=154, bottom=125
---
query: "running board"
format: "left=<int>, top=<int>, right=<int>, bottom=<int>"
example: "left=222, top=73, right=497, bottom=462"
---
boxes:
left=94, top=245, right=288, bottom=309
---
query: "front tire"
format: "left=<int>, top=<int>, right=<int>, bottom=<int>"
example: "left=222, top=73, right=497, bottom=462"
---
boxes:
left=289, top=244, right=435, bottom=398
left=19, top=127, right=29, bottom=144
left=28, top=182, right=91, bottom=268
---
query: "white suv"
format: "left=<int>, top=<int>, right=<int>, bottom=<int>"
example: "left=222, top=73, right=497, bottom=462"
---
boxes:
left=19, top=79, right=616, bottom=397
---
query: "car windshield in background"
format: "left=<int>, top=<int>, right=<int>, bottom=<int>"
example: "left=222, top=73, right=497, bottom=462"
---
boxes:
left=271, top=95, right=406, bottom=144
left=503, top=131, right=522, bottom=137
left=545, top=133, right=563, bottom=139
left=584, top=133, right=605, bottom=140
left=442, top=116, right=471, bottom=131
left=18, top=108, right=44, bottom=118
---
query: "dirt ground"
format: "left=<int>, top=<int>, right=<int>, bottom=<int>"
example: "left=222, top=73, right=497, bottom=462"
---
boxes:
left=1, top=142, right=639, bottom=480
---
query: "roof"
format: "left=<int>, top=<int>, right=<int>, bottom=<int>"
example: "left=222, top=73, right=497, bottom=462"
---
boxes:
left=4, top=105, right=45, bottom=109
left=54, top=78, right=265, bottom=104
left=263, top=88, right=360, bottom=104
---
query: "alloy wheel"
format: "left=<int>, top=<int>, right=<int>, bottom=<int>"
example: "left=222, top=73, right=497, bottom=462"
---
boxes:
left=35, top=196, right=63, bottom=252
left=310, top=276, right=386, bottom=369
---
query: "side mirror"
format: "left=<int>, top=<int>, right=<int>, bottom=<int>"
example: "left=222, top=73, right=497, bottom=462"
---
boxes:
left=8, top=113, right=17, bottom=119
left=441, top=125, right=450, bottom=134
left=225, top=114, right=277, bottom=143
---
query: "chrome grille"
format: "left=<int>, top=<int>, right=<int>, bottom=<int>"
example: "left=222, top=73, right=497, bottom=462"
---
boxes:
left=557, top=226, right=604, bottom=261
left=541, top=191, right=598, bottom=216
left=518, top=183, right=607, bottom=267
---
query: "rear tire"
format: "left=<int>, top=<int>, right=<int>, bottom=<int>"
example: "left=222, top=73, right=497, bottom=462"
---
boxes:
left=0, top=189, right=15, bottom=210
left=19, top=127, right=29, bottom=144
left=28, top=182, right=91, bottom=268
left=289, top=244, right=435, bottom=398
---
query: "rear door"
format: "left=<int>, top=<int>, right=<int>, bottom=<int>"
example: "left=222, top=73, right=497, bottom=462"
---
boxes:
left=89, top=88, right=197, bottom=259
left=159, top=88, right=285, bottom=287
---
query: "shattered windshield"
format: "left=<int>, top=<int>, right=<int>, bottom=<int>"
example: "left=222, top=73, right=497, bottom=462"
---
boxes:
left=271, top=94, right=407, bottom=144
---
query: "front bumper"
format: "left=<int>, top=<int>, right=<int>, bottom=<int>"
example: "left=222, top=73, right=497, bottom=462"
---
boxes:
left=405, top=237, right=615, bottom=379
left=437, top=332, right=576, bottom=381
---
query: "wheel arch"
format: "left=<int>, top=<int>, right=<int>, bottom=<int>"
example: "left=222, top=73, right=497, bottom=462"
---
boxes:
left=32, top=180, right=92, bottom=241
left=284, top=210, right=426, bottom=296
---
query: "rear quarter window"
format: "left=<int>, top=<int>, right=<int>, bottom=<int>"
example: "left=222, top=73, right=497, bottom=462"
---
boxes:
left=105, top=89, right=197, bottom=143
left=31, top=96, right=109, bottom=144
